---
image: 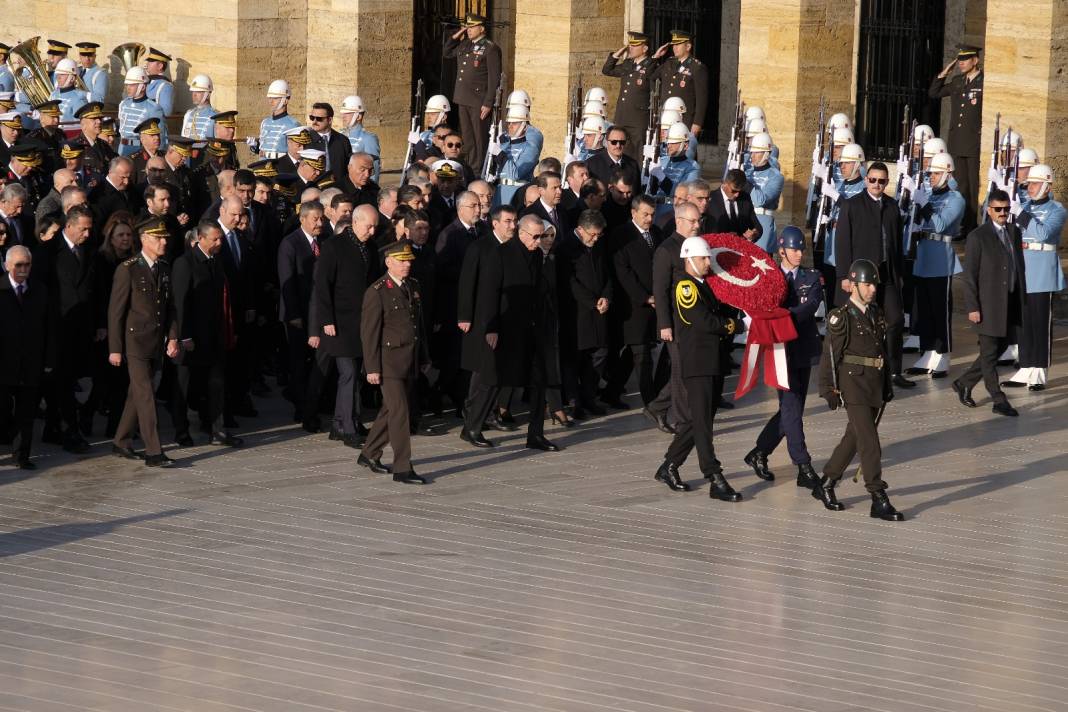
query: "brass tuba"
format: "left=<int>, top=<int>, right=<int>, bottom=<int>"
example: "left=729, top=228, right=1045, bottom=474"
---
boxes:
left=6, top=36, right=54, bottom=107
left=110, top=42, right=146, bottom=77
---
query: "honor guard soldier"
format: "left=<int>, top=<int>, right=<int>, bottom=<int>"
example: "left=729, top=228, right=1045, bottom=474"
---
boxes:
left=28, top=101, right=64, bottom=169
left=602, top=31, right=653, bottom=160
left=506, top=90, right=543, bottom=154
left=905, top=151, right=964, bottom=378
left=118, top=67, right=167, bottom=157
left=444, top=12, right=502, bottom=172
left=1002, top=164, right=1066, bottom=390
left=576, top=116, right=608, bottom=164
left=744, top=226, right=824, bottom=489
left=815, top=258, right=904, bottom=521
left=654, top=237, right=743, bottom=500
left=182, top=74, right=217, bottom=140
left=408, top=94, right=451, bottom=162
left=489, top=104, right=540, bottom=206
left=75, top=42, right=107, bottom=103
left=252, top=80, right=301, bottom=159
left=358, top=240, right=430, bottom=485
left=144, top=48, right=175, bottom=116
left=648, top=121, right=699, bottom=200
left=929, top=44, right=983, bottom=231
left=651, top=30, right=708, bottom=136
left=108, top=216, right=180, bottom=468
left=821, top=142, right=866, bottom=273
left=131, top=118, right=165, bottom=184
left=743, top=106, right=780, bottom=165
left=0, top=44, right=13, bottom=93
left=654, top=108, right=696, bottom=162
left=745, top=131, right=784, bottom=253
left=339, top=95, right=381, bottom=182
left=49, top=59, right=88, bottom=122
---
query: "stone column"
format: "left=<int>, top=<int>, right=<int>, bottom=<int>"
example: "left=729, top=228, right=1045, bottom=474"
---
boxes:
left=512, top=0, right=625, bottom=164
left=735, top=0, right=857, bottom=227
left=980, top=0, right=1068, bottom=202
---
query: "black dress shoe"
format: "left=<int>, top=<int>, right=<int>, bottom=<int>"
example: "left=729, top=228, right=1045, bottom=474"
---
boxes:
left=328, top=428, right=343, bottom=441
left=903, top=367, right=929, bottom=376
left=951, top=379, right=977, bottom=408
left=892, top=374, right=917, bottom=388
left=870, top=491, right=905, bottom=521
left=992, top=400, right=1019, bottom=417
left=460, top=429, right=494, bottom=448
left=526, top=435, right=560, bottom=452
left=145, top=453, right=176, bottom=468
left=1000, top=380, right=1026, bottom=388
left=342, top=433, right=364, bottom=448
left=642, top=407, right=675, bottom=434
left=654, top=462, right=691, bottom=492
left=16, top=458, right=36, bottom=471
left=812, top=475, right=845, bottom=511
left=63, top=436, right=91, bottom=454
left=484, top=415, right=518, bottom=432
left=600, top=394, right=629, bottom=410
left=1028, top=384, right=1045, bottom=392
left=930, top=370, right=948, bottom=379
left=796, top=463, right=820, bottom=489
left=355, top=422, right=370, bottom=437
left=209, top=432, right=243, bottom=447
left=301, top=420, right=321, bottom=434
left=743, top=448, right=774, bottom=481
left=112, top=444, right=142, bottom=460
left=717, top=398, right=735, bottom=410
left=708, top=472, right=742, bottom=502
left=175, top=432, right=194, bottom=447
left=411, top=424, right=445, bottom=436
left=498, top=410, right=516, bottom=424
left=393, top=470, right=428, bottom=484
left=357, top=454, right=391, bottom=473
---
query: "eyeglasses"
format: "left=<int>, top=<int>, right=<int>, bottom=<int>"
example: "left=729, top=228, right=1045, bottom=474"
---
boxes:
left=524, top=232, right=545, bottom=240
left=458, top=203, right=479, bottom=210
left=608, top=139, right=627, bottom=146
left=989, top=206, right=1010, bottom=213
left=445, top=142, right=463, bottom=148
left=867, top=177, right=888, bottom=185
left=308, top=115, right=329, bottom=122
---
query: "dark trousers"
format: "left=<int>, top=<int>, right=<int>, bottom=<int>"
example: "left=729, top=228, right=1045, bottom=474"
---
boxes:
left=433, top=325, right=467, bottom=408
left=44, top=351, right=81, bottom=434
left=755, top=367, right=812, bottom=465
left=285, top=323, right=312, bottom=408
left=576, top=347, right=607, bottom=407
left=225, top=330, right=252, bottom=410
left=362, top=376, right=413, bottom=472
left=1019, top=291, right=1053, bottom=368
left=463, top=371, right=499, bottom=434
left=664, top=375, right=723, bottom=475
left=0, top=384, right=37, bottom=460
left=457, top=103, right=489, bottom=175
left=173, top=359, right=225, bottom=435
left=606, top=342, right=656, bottom=404
left=956, top=155, right=978, bottom=233
left=114, top=355, right=163, bottom=456
left=618, top=123, right=643, bottom=161
left=876, top=266, right=905, bottom=375
left=958, top=333, right=1009, bottom=402
left=913, top=275, right=953, bottom=354
left=334, top=356, right=363, bottom=434
left=824, top=403, right=887, bottom=493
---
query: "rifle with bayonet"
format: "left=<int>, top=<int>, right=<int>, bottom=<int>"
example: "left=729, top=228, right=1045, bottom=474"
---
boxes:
left=813, top=120, right=836, bottom=253
left=481, top=73, right=505, bottom=182
left=564, top=75, right=583, bottom=161
left=805, top=96, right=827, bottom=229
left=639, top=77, right=662, bottom=191
left=723, top=90, right=746, bottom=179
left=401, top=78, right=425, bottom=176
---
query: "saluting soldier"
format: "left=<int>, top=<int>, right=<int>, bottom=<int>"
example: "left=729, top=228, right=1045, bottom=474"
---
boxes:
left=651, top=30, right=709, bottom=137
left=75, top=42, right=107, bottom=103
left=108, top=217, right=180, bottom=468
left=131, top=118, right=165, bottom=185
left=444, top=12, right=502, bottom=172
left=182, top=74, right=217, bottom=140
left=815, top=258, right=904, bottom=521
left=358, top=240, right=430, bottom=485
left=144, top=48, right=175, bottom=116
left=602, top=31, right=654, bottom=161
left=118, top=67, right=167, bottom=158
left=929, top=44, right=983, bottom=232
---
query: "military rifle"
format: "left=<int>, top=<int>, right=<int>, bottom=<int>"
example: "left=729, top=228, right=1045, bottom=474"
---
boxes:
left=804, top=96, right=826, bottom=229
left=894, top=105, right=913, bottom=211
left=723, top=90, right=746, bottom=179
left=481, top=73, right=505, bottom=182
left=812, top=121, right=836, bottom=253
left=639, top=78, right=662, bottom=190
left=401, top=78, right=425, bottom=176
left=564, top=75, right=583, bottom=160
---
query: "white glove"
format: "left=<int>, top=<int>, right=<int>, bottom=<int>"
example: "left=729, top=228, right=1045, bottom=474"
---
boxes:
left=987, top=165, right=1002, bottom=185
left=812, top=146, right=821, bottom=163
left=649, top=165, right=666, bottom=182
left=820, top=181, right=839, bottom=202
left=811, top=163, right=828, bottom=182
left=642, top=144, right=655, bottom=161
left=245, top=136, right=260, bottom=153
left=564, top=153, right=577, bottom=166
left=488, top=141, right=503, bottom=157
left=899, top=173, right=916, bottom=195
left=912, top=185, right=929, bottom=208
left=407, top=130, right=421, bottom=145
left=727, top=139, right=738, bottom=155
left=896, top=158, right=909, bottom=176
left=1010, top=200, right=1024, bottom=217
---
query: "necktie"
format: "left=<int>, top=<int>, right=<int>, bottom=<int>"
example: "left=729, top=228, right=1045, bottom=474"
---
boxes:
left=228, top=231, right=241, bottom=267
left=71, top=244, right=82, bottom=263
left=357, top=239, right=368, bottom=262
left=6, top=217, right=20, bottom=245
left=787, top=270, right=795, bottom=285
left=728, top=200, right=737, bottom=223
left=311, top=238, right=320, bottom=258
left=15, top=283, right=24, bottom=303
left=468, top=226, right=477, bottom=239
left=550, top=208, right=558, bottom=226
left=150, top=262, right=159, bottom=286
left=642, top=231, right=653, bottom=250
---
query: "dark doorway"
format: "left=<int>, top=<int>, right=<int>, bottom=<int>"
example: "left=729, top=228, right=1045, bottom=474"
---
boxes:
left=855, top=0, right=945, bottom=160
left=411, top=0, right=495, bottom=114
left=643, top=0, right=722, bottom=143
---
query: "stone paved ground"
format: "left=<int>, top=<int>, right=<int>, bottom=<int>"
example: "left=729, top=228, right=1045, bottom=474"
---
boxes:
left=1, top=323, right=1067, bottom=711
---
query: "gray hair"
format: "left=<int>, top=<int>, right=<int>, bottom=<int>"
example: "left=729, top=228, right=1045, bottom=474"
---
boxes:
left=299, top=200, right=324, bottom=218
left=108, top=156, right=133, bottom=173
left=349, top=152, right=373, bottom=166
left=60, top=185, right=87, bottom=211
left=299, top=187, right=321, bottom=204
left=0, top=183, right=28, bottom=203
left=4, top=244, right=31, bottom=268
left=319, top=187, right=342, bottom=207
left=377, top=186, right=398, bottom=206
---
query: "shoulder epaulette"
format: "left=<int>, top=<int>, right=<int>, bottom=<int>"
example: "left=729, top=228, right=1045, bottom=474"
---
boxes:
left=826, top=304, right=849, bottom=334
left=121, top=256, right=140, bottom=267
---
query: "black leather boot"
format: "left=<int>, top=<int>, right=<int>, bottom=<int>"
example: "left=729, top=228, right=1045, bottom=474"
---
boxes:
left=708, top=472, right=742, bottom=502
left=812, top=475, right=845, bottom=511
left=870, top=491, right=905, bottom=521
left=796, top=463, right=820, bottom=489
left=743, top=448, right=774, bottom=481
left=654, top=462, right=691, bottom=492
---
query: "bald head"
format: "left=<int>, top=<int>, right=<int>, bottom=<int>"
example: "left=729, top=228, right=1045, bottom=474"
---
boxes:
left=217, top=169, right=237, bottom=196
left=219, top=196, right=244, bottom=230
left=146, top=156, right=166, bottom=172
left=52, top=168, right=76, bottom=191
left=352, top=203, right=379, bottom=241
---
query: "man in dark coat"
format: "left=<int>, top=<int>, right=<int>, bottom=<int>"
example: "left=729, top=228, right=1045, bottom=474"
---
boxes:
left=307, top=102, right=353, bottom=184
left=953, top=190, right=1027, bottom=415
left=313, top=204, right=381, bottom=446
left=338, top=153, right=380, bottom=207
left=833, top=161, right=912, bottom=388
left=171, top=221, right=241, bottom=446
left=89, top=156, right=141, bottom=233
left=0, top=246, right=54, bottom=469
left=705, top=169, right=761, bottom=240
left=520, top=171, right=571, bottom=243
left=586, top=126, right=642, bottom=191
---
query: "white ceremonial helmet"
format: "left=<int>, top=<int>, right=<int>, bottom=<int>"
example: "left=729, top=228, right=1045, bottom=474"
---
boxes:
left=679, top=236, right=713, bottom=258
left=266, top=79, right=291, bottom=98
left=425, top=94, right=451, bottom=114
left=505, top=104, right=530, bottom=123
left=663, top=96, right=687, bottom=115
left=54, top=58, right=78, bottom=76
left=745, top=106, right=765, bottom=124
left=929, top=152, right=955, bottom=188
left=749, top=131, right=773, bottom=153
left=124, top=66, right=148, bottom=84
left=923, top=137, right=948, bottom=158
left=832, top=127, right=854, bottom=146
left=745, top=117, right=768, bottom=138
left=666, top=121, right=690, bottom=144
left=999, top=129, right=1021, bottom=149
left=584, top=87, right=608, bottom=105
left=341, top=95, right=365, bottom=113
left=1025, top=163, right=1053, bottom=200
left=828, top=112, right=853, bottom=131
left=507, top=89, right=531, bottom=109
left=913, top=124, right=934, bottom=143
left=660, top=109, right=683, bottom=129
left=840, top=142, right=866, bottom=164
left=1017, top=148, right=1039, bottom=168
left=582, top=100, right=607, bottom=119
left=189, top=74, right=214, bottom=93
left=581, top=115, right=608, bottom=135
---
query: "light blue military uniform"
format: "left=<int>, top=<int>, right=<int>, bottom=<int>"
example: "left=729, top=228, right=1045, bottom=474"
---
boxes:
left=743, top=143, right=780, bottom=170
left=659, top=133, right=698, bottom=161
left=181, top=104, right=216, bottom=140
left=824, top=175, right=866, bottom=266
left=50, top=86, right=89, bottom=123
left=923, top=171, right=958, bottom=192
left=525, top=125, right=544, bottom=155
left=650, top=153, right=700, bottom=200
left=13, top=78, right=39, bottom=130
left=0, top=66, right=14, bottom=93
left=492, top=134, right=540, bottom=206
left=80, top=65, right=108, bottom=103
left=147, top=76, right=175, bottom=116
left=258, top=113, right=301, bottom=157
left=117, top=96, right=167, bottom=156
left=912, top=188, right=964, bottom=277
left=746, top=162, right=785, bottom=253
left=577, top=143, right=602, bottom=162
left=1019, top=197, right=1067, bottom=293
left=345, top=124, right=381, bottom=182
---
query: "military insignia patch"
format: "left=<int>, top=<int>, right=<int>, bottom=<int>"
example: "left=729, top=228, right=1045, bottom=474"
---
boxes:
left=829, top=315, right=839, bottom=325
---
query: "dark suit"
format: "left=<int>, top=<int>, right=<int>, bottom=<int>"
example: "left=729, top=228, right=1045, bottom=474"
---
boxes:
left=647, top=231, right=689, bottom=424
left=705, top=189, right=762, bottom=239
left=217, top=225, right=260, bottom=418
left=90, top=179, right=142, bottom=234
left=434, top=219, right=479, bottom=408
left=586, top=151, right=641, bottom=192
left=314, top=129, right=353, bottom=184
left=0, top=277, right=53, bottom=462
left=608, top=224, right=660, bottom=404
left=1, top=210, right=36, bottom=257
left=338, top=177, right=380, bottom=208
left=521, top=200, right=571, bottom=242
left=559, top=238, right=613, bottom=409
left=957, top=221, right=1027, bottom=401
left=108, top=254, right=177, bottom=456
left=834, top=190, right=906, bottom=374
left=277, top=229, right=322, bottom=418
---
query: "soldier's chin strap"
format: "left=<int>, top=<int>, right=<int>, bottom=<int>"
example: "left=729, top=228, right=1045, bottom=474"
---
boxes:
left=270, top=97, right=288, bottom=115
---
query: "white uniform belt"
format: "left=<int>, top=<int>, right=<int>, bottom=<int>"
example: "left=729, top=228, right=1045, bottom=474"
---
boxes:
left=498, top=178, right=526, bottom=186
left=754, top=207, right=775, bottom=216
left=1021, top=242, right=1056, bottom=252
left=918, top=232, right=954, bottom=243
left=260, top=151, right=283, bottom=159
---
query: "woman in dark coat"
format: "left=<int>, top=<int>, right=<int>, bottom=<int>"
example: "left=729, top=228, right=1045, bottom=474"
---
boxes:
left=532, top=222, right=572, bottom=426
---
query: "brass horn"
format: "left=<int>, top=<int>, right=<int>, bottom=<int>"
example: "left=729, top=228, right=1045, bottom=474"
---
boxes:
left=6, top=36, right=55, bottom=108
left=110, top=42, right=147, bottom=77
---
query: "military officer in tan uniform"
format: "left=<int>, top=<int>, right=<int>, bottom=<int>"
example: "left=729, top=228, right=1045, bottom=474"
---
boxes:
left=651, top=30, right=709, bottom=137
left=602, top=31, right=655, bottom=161
left=358, top=240, right=430, bottom=485
left=444, top=12, right=502, bottom=173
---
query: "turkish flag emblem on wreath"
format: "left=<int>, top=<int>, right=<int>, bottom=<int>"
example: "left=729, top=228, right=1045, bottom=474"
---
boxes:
left=700, top=233, right=798, bottom=399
